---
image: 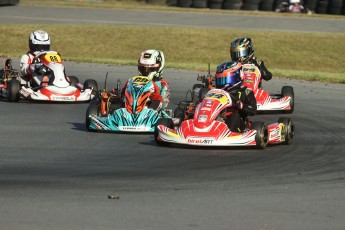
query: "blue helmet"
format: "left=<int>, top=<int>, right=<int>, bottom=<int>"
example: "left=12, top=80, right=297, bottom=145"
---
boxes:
left=215, top=61, right=242, bottom=90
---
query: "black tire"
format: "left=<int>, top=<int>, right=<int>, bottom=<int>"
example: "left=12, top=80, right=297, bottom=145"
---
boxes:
left=278, top=117, right=295, bottom=145
left=199, top=88, right=209, bottom=102
left=84, top=79, right=98, bottom=95
left=173, top=107, right=185, bottom=127
left=192, top=0, right=208, bottom=8
left=85, top=102, right=100, bottom=132
left=192, top=83, right=204, bottom=102
left=7, top=79, right=20, bottom=102
left=166, top=0, right=177, bottom=6
left=315, top=0, right=329, bottom=13
left=305, top=0, right=318, bottom=11
left=178, top=0, right=192, bottom=7
left=259, top=0, right=274, bottom=11
left=68, top=76, right=79, bottom=86
left=251, top=122, right=268, bottom=149
left=223, top=1, right=242, bottom=10
left=154, top=118, right=174, bottom=146
left=281, top=86, right=294, bottom=114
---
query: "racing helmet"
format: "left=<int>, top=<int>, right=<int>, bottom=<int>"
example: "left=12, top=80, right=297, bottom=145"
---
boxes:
left=138, top=50, right=165, bottom=81
left=215, top=61, right=242, bottom=90
left=29, top=30, right=51, bottom=52
left=230, top=37, right=254, bottom=63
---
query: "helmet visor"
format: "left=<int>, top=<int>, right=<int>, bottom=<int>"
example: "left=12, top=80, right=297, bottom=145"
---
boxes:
left=33, top=44, right=50, bottom=52
left=231, top=49, right=249, bottom=61
left=138, top=65, right=159, bottom=76
left=215, top=72, right=237, bottom=88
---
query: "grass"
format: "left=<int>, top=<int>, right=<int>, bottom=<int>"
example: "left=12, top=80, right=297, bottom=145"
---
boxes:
left=2, top=2, right=345, bottom=83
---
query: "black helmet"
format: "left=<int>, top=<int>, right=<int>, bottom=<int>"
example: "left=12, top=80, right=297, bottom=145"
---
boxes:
left=230, top=37, right=254, bottom=63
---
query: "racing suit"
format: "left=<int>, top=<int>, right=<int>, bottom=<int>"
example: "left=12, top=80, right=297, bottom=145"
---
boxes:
left=244, top=56, right=272, bottom=81
left=20, top=51, right=53, bottom=87
left=121, top=79, right=163, bottom=111
left=224, top=85, right=257, bottom=132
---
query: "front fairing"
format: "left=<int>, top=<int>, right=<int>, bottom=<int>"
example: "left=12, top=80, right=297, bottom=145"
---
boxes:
left=193, top=89, right=232, bottom=129
left=125, top=76, right=153, bottom=114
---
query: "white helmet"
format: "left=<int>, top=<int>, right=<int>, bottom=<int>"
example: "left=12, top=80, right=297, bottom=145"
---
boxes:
left=29, top=30, right=51, bottom=52
left=138, top=50, right=165, bottom=81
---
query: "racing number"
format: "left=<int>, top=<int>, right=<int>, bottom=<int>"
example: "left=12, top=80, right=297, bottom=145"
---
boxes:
left=50, top=55, right=59, bottom=62
left=132, top=76, right=150, bottom=85
left=206, top=92, right=225, bottom=100
left=45, top=54, right=61, bottom=63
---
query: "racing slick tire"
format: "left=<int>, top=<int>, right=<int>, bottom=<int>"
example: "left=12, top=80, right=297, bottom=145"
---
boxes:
left=281, top=86, right=294, bottom=114
left=68, top=76, right=79, bottom=86
left=192, top=84, right=204, bottom=102
left=251, top=121, right=268, bottom=149
left=84, top=79, right=99, bottom=95
left=173, top=107, right=185, bottom=127
left=199, top=88, right=209, bottom=102
left=7, top=79, right=20, bottom=102
left=154, top=118, right=174, bottom=146
left=85, top=101, right=100, bottom=132
left=278, top=117, right=295, bottom=145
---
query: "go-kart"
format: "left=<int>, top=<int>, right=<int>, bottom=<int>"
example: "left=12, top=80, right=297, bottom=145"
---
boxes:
left=0, top=51, right=98, bottom=102
left=86, top=75, right=173, bottom=132
left=155, top=88, right=294, bottom=148
left=191, top=62, right=294, bottom=114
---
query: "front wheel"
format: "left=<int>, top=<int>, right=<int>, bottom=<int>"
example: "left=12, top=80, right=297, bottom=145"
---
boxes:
left=278, top=117, right=295, bottom=145
left=68, top=76, right=79, bottom=86
left=281, top=86, right=294, bottom=114
left=7, top=79, right=21, bottom=102
left=154, top=118, right=174, bottom=146
left=173, top=107, right=185, bottom=127
left=84, top=79, right=98, bottom=95
left=85, top=102, right=100, bottom=132
left=251, top=121, right=268, bottom=149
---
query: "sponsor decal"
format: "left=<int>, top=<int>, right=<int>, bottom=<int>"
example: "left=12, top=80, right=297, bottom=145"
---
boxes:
left=120, top=126, right=150, bottom=131
left=187, top=138, right=214, bottom=144
left=52, top=96, right=75, bottom=101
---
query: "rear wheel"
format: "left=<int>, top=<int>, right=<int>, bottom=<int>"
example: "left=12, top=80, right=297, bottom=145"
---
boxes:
left=192, top=84, right=204, bottom=102
left=84, top=79, right=98, bottom=95
left=154, top=118, right=174, bottom=146
left=251, top=122, right=268, bottom=149
left=281, top=86, right=294, bottom=114
left=173, top=107, right=185, bottom=127
left=85, top=102, right=100, bottom=132
left=199, top=88, right=209, bottom=102
left=7, top=79, right=20, bottom=102
left=278, top=117, right=295, bottom=145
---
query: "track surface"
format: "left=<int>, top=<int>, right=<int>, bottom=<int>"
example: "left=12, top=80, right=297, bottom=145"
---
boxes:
left=1, top=5, right=345, bottom=230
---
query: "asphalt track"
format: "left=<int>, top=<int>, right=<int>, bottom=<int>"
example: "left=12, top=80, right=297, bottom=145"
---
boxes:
left=1, top=5, right=345, bottom=230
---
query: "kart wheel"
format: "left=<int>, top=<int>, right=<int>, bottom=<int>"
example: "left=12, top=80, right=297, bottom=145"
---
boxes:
left=173, top=107, right=185, bottom=127
left=281, top=86, right=294, bottom=114
left=251, top=122, right=268, bottom=149
left=68, top=76, right=79, bottom=86
left=199, top=88, right=209, bottom=102
left=154, top=118, right=174, bottom=146
left=7, top=79, right=20, bottom=102
left=84, top=79, right=98, bottom=95
left=85, top=102, right=100, bottom=132
left=278, top=117, right=295, bottom=145
left=192, top=84, right=204, bottom=102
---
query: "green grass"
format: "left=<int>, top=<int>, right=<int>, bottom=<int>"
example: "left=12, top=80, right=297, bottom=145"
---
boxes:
left=1, top=20, right=344, bottom=83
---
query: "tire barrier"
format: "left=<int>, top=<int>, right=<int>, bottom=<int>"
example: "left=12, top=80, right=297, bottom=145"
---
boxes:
left=192, top=0, right=208, bottom=8
left=223, top=0, right=242, bottom=9
left=143, top=0, right=345, bottom=14
left=241, top=0, right=261, bottom=10
left=209, top=0, right=224, bottom=9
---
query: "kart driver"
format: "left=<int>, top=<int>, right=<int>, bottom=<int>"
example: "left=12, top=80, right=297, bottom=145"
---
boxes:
left=230, top=37, right=272, bottom=84
left=20, top=30, right=53, bottom=87
left=137, top=49, right=170, bottom=108
left=215, top=61, right=257, bottom=132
